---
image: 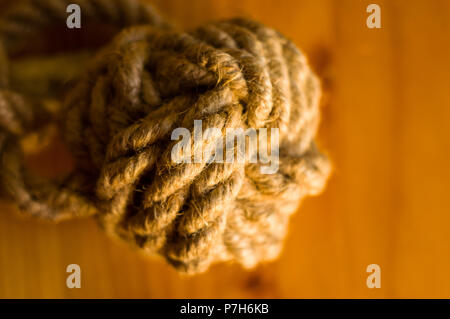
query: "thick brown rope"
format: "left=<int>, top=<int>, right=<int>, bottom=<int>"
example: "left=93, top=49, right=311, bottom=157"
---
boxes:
left=0, top=0, right=331, bottom=274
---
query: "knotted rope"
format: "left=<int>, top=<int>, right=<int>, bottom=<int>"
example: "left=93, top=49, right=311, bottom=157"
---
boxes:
left=0, top=0, right=330, bottom=273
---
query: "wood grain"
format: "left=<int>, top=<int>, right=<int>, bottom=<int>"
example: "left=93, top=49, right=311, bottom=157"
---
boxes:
left=0, top=0, right=449, bottom=298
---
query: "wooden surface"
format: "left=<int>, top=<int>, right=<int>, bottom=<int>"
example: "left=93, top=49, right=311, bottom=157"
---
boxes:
left=1, top=0, right=450, bottom=298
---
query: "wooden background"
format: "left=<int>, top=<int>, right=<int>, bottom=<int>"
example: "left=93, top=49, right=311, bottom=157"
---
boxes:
left=1, top=0, right=449, bottom=298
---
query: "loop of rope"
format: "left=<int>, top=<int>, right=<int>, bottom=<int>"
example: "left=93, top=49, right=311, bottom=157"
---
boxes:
left=0, top=0, right=331, bottom=273
left=0, top=0, right=169, bottom=221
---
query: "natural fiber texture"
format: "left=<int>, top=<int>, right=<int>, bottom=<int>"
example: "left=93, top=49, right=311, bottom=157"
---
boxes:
left=0, top=0, right=330, bottom=273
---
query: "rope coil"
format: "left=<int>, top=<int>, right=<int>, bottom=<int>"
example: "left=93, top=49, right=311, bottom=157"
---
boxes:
left=0, top=0, right=330, bottom=273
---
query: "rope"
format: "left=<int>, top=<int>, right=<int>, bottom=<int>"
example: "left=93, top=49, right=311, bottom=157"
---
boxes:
left=0, top=0, right=330, bottom=274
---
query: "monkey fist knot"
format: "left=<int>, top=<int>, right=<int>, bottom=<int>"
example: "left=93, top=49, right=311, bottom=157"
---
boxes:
left=62, top=19, right=330, bottom=273
left=0, top=0, right=330, bottom=274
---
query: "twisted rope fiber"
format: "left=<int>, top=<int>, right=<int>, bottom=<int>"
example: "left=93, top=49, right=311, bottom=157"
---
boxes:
left=0, top=0, right=331, bottom=273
